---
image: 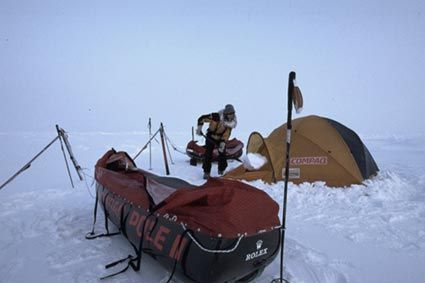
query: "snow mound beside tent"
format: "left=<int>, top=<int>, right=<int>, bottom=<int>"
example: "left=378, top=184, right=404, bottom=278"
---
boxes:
left=242, top=153, right=268, bottom=170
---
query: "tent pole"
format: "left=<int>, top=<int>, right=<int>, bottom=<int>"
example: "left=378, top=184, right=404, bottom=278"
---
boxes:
left=278, top=71, right=296, bottom=283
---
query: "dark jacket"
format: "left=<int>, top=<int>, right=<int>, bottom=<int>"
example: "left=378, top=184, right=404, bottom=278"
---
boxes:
left=197, top=111, right=237, bottom=141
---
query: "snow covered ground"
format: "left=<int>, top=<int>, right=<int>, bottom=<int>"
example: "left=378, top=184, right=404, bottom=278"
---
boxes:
left=1, top=130, right=425, bottom=283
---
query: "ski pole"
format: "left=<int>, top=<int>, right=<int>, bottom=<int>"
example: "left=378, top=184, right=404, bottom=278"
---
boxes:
left=279, top=71, right=296, bottom=283
left=275, top=71, right=303, bottom=283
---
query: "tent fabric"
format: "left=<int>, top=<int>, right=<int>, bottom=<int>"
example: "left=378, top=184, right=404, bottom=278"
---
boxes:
left=225, top=115, right=379, bottom=187
left=324, top=118, right=379, bottom=179
left=95, top=150, right=280, bottom=237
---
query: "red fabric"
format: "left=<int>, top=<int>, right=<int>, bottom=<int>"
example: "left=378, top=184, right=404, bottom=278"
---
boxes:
left=95, top=150, right=280, bottom=237
left=157, top=178, right=280, bottom=237
left=95, top=150, right=151, bottom=208
left=187, top=140, right=206, bottom=155
left=186, top=138, right=244, bottom=159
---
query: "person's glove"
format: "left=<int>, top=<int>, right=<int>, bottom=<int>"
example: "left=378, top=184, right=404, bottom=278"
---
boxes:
left=196, top=125, right=202, bottom=136
left=218, top=141, right=226, bottom=153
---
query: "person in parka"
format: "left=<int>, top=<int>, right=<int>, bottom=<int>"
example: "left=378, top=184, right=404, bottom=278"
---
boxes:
left=196, top=104, right=237, bottom=179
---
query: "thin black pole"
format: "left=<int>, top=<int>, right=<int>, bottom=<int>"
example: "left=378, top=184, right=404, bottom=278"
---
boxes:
left=148, top=118, right=152, bottom=170
left=279, top=71, right=296, bottom=283
left=56, top=126, right=75, bottom=188
left=0, top=135, right=60, bottom=191
left=159, top=123, right=170, bottom=175
left=191, top=126, right=194, bottom=141
left=163, top=131, right=175, bottom=165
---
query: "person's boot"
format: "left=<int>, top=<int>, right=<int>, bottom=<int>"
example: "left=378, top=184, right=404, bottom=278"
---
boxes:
left=203, top=172, right=210, bottom=180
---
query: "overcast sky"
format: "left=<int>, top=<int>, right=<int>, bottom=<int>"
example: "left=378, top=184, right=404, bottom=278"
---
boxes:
left=1, top=0, right=424, bottom=137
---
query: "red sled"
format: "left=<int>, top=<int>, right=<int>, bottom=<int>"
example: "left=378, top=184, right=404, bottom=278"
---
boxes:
left=88, top=149, right=280, bottom=283
left=186, top=138, right=244, bottom=166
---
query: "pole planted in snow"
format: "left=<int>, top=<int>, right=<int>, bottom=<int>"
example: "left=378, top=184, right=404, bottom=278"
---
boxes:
left=276, top=71, right=303, bottom=283
left=58, top=126, right=84, bottom=181
left=148, top=118, right=152, bottom=170
left=159, top=123, right=170, bottom=175
left=56, top=125, right=75, bottom=188
left=163, top=131, right=175, bottom=165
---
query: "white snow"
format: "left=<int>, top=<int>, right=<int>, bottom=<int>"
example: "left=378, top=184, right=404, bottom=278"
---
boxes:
left=1, top=132, right=425, bottom=283
left=242, top=153, right=268, bottom=170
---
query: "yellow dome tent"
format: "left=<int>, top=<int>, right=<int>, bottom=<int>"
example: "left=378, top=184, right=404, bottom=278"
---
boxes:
left=225, top=115, right=379, bottom=187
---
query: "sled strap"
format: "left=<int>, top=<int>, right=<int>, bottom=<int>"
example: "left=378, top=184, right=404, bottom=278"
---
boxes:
left=166, top=229, right=190, bottom=283
left=100, top=255, right=138, bottom=280
left=119, top=204, right=140, bottom=254
left=119, top=203, right=129, bottom=238
left=130, top=212, right=157, bottom=271
left=85, top=190, right=120, bottom=240
left=85, top=190, right=99, bottom=239
left=85, top=230, right=121, bottom=240
left=97, top=212, right=146, bottom=280
left=102, top=193, right=111, bottom=234
left=99, top=212, right=156, bottom=280
left=181, top=224, right=244, bottom=253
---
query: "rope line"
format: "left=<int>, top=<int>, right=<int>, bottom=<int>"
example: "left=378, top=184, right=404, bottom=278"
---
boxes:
left=181, top=224, right=244, bottom=254
left=164, top=133, right=187, bottom=155
left=81, top=168, right=96, bottom=199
